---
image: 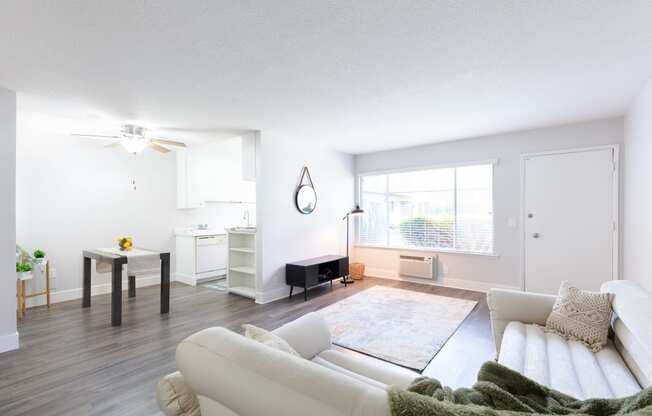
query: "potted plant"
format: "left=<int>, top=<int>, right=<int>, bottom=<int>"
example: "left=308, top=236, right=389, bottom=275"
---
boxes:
left=33, top=249, right=46, bottom=265
left=16, top=263, right=33, bottom=280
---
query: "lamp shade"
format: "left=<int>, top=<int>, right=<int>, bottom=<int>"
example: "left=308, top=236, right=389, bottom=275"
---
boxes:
left=349, top=205, right=365, bottom=216
left=121, top=139, right=148, bottom=154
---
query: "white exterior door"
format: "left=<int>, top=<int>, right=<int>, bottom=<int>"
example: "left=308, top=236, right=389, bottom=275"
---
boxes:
left=523, top=147, right=617, bottom=294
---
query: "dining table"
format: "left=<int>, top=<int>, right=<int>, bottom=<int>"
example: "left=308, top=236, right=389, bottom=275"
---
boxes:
left=82, top=247, right=170, bottom=326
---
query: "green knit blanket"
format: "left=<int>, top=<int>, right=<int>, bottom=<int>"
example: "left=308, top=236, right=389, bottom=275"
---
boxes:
left=389, top=361, right=652, bottom=416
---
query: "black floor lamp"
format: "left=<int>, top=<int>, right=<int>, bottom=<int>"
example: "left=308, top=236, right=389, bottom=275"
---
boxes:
left=341, top=205, right=365, bottom=284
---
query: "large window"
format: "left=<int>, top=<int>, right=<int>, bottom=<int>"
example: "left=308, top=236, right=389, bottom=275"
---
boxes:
left=358, top=163, right=494, bottom=254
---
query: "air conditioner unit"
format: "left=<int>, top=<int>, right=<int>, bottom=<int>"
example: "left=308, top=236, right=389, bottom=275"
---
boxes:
left=399, top=254, right=437, bottom=280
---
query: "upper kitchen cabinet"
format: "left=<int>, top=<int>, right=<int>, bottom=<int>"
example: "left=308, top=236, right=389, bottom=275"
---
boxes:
left=176, top=135, right=256, bottom=209
left=241, top=132, right=257, bottom=181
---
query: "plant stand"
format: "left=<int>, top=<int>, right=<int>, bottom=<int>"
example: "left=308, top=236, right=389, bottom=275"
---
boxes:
left=17, top=260, right=51, bottom=320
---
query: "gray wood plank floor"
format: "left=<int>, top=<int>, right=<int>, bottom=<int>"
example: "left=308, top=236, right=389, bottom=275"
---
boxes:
left=0, top=277, right=495, bottom=416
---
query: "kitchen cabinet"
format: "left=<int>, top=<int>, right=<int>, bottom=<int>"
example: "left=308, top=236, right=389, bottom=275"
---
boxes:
left=176, top=135, right=256, bottom=209
left=241, top=132, right=257, bottom=181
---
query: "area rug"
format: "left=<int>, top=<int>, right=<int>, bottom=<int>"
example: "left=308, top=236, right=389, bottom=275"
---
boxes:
left=318, top=286, right=477, bottom=371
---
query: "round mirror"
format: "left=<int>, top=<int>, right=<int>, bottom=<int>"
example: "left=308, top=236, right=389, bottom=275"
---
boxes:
left=296, top=185, right=317, bottom=214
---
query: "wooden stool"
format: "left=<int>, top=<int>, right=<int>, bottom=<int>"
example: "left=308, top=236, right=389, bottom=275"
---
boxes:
left=17, top=260, right=51, bottom=319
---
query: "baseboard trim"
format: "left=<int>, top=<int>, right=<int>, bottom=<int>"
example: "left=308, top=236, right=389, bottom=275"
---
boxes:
left=255, top=286, right=296, bottom=304
left=364, top=267, right=520, bottom=293
left=0, top=331, right=19, bottom=353
left=26, top=274, right=163, bottom=308
left=174, top=273, right=197, bottom=287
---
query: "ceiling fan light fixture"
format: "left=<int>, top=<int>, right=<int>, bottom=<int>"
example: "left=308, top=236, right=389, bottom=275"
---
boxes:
left=120, top=138, right=147, bottom=154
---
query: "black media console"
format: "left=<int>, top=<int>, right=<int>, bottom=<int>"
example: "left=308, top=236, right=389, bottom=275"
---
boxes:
left=285, top=255, right=349, bottom=301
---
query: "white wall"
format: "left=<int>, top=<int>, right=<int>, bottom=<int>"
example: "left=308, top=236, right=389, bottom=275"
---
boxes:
left=16, top=112, right=253, bottom=303
left=624, top=80, right=652, bottom=292
left=256, top=134, right=354, bottom=303
left=354, top=118, right=624, bottom=291
left=0, top=87, right=18, bottom=352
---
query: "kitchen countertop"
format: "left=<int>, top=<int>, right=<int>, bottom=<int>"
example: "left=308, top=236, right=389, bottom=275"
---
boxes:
left=226, top=227, right=256, bottom=235
left=174, top=228, right=227, bottom=237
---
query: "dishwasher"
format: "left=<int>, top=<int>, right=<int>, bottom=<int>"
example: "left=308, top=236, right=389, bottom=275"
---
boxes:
left=195, top=235, right=227, bottom=274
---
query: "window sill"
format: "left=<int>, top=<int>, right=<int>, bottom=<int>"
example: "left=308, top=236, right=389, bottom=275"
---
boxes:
left=353, top=244, right=500, bottom=258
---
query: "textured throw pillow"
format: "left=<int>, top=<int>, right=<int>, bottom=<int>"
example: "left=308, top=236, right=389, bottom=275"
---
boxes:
left=545, top=281, right=613, bottom=352
left=242, top=324, right=301, bottom=357
left=157, top=371, right=201, bottom=416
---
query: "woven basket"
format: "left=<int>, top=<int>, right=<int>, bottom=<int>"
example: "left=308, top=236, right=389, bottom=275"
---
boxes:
left=350, top=263, right=365, bottom=280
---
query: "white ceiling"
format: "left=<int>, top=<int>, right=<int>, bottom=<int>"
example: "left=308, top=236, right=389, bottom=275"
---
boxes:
left=1, top=1, right=651, bottom=154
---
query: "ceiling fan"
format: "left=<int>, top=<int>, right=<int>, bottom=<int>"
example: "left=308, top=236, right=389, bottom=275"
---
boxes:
left=71, top=124, right=187, bottom=154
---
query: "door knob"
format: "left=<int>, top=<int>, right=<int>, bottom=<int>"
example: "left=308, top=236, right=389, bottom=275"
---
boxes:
left=532, top=233, right=540, bottom=238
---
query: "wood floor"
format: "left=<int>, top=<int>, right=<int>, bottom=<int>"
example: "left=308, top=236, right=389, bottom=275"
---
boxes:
left=0, top=277, right=495, bottom=416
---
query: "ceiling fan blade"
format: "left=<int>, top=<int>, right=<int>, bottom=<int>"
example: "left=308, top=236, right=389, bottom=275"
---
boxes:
left=71, top=134, right=122, bottom=140
left=104, top=142, right=121, bottom=148
left=150, top=138, right=187, bottom=148
left=149, top=143, right=171, bottom=154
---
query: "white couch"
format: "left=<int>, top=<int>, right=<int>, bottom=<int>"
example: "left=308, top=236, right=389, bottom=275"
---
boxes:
left=487, top=280, right=651, bottom=399
left=159, top=280, right=652, bottom=415
left=160, top=312, right=418, bottom=416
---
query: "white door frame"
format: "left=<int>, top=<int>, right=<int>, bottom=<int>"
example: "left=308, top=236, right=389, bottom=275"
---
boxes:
left=519, top=144, right=620, bottom=291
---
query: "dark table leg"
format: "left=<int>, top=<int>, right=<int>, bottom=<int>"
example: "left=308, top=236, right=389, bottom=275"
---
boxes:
left=111, top=260, right=122, bottom=326
left=160, top=253, right=170, bottom=314
left=82, top=256, right=91, bottom=307
left=289, top=285, right=293, bottom=299
left=128, top=275, right=136, bottom=298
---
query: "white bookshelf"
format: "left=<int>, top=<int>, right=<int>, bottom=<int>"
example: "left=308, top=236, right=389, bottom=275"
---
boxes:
left=226, top=228, right=256, bottom=300
left=230, top=247, right=255, bottom=254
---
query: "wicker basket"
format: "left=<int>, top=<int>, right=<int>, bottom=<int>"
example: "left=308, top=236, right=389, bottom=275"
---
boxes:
left=350, top=263, right=365, bottom=280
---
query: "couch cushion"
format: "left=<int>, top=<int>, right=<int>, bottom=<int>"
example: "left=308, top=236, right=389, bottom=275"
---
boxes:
left=273, top=312, right=333, bottom=359
left=315, top=348, right=418, bottom=389
left=312, top=355, right=387, bottom=390
left=243, top=324, right=301, bottom=357
left=601, top=280, right=652, bottom=388
left=499, top=322, right=641, bottom=399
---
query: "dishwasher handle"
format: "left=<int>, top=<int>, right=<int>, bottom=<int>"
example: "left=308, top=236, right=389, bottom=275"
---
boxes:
left=196, top=235, right=225, bottom=246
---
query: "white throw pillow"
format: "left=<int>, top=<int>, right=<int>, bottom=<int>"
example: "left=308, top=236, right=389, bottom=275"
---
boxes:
left=242, top=324, right=301, bottom=357
left=545, top=281, right=613, bottom=352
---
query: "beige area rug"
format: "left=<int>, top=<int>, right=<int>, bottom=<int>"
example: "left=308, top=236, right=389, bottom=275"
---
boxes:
left=319, top=286, right=477, bottom=371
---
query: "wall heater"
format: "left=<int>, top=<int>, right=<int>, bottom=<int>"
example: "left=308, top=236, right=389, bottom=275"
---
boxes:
left=399, top=254, right=437, bottom=280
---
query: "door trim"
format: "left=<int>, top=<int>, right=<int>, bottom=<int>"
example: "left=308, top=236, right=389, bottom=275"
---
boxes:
left=519, top=144, right=620, bottom=291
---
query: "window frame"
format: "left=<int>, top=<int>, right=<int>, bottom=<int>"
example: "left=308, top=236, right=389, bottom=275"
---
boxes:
left=355, top=159, right=498, bottom=257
